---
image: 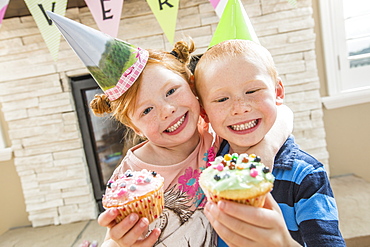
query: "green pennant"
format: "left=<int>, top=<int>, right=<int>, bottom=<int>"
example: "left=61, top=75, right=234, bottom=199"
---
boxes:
left=24, top=0, right=67, bottom=61
left=147, top=0, right=179, bottom=44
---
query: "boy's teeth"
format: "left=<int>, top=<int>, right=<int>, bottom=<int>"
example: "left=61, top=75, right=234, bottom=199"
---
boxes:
left=166, top=115, right=185, bottom=132
left=230, top=120, right=257, bottom=131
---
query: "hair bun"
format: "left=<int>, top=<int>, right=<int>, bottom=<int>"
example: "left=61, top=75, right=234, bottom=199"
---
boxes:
left=90, top=94, right=112, bottom=116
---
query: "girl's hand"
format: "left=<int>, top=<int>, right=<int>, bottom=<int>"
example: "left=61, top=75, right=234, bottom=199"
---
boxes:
left=98, top=208, right=161, bottom=247
left=204, top=193, right=301, bottom=247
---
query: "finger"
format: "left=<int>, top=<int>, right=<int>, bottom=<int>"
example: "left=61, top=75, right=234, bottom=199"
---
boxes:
left=263, top=193, right=282, bottom=214
left=114, top=217, right=150, bottom=246
left=217, top=200, right=277, bottom=228
left=205, top=202, right=255, bottom=247
left=98, top=208, right=120, bottom=228
left=133, top=228, right=161, bottom=247
left=109, top=213, right=139, bottom=241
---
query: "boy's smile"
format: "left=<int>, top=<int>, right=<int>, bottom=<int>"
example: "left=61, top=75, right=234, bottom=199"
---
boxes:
left=197, top=53, right=284, bottom=153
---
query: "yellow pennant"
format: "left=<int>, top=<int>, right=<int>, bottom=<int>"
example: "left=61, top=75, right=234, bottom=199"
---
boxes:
left=24, top=0, right=67, bottom=61
left=147, top=0, right=179, bottom=44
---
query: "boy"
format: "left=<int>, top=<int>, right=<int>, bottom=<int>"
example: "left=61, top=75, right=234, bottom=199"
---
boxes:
left=194, top=39, right=345, bottom=246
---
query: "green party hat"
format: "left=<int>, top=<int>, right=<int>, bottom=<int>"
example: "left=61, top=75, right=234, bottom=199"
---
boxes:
left=47, top=11, right=148, bottom=101
left=209, top=0, right=259, bottom=48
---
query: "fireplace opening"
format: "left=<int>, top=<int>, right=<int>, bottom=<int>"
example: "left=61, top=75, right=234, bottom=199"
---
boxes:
left=71, top=75, right=132, bottom=211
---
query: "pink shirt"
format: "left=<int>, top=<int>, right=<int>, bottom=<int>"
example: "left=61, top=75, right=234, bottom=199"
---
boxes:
left=109, top=120, right=218, bottom=246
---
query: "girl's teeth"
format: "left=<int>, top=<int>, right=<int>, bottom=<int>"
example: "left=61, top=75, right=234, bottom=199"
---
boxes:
left=230, top=120, right=257, bottom=131
left=166, top=115, right=185, bottom=132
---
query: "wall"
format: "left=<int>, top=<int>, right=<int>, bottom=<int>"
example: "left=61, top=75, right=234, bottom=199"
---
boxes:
left=312, top=0, right=370, bottom=182
left=0, top=0, right=329, bottom=230
left=0, top=159, right=31, bottom=235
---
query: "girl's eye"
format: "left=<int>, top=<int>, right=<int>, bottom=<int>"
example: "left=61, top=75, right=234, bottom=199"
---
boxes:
left=166, top=88, right=176, bottom=97
left=216, top=97, right=229, bottom=103
left=143, top=107, right=153, bottom=115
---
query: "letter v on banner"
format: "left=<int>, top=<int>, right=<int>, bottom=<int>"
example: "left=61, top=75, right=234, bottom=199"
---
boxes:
left=84, top=0, right=124, bottom=38
left=24, top=0, right=67, bottom=61
left=147, top=0, right=179, bottom=44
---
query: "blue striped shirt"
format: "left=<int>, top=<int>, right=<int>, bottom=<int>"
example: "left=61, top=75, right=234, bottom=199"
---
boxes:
left=217, top=136, right=345, bottom=246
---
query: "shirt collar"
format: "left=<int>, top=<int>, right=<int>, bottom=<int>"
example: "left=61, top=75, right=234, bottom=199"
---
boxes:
left=274, top=135, right=298, bottom=170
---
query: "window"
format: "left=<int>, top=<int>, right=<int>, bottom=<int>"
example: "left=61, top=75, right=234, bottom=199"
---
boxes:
left=319, top=0, right=370, bottom=109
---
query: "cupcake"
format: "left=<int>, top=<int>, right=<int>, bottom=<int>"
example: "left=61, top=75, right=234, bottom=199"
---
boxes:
left=102, top=169, right=164, bottom=223
left=199, top=153, right=274, bottom=207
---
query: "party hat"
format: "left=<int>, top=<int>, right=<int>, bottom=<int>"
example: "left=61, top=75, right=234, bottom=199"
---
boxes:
left=47, top=11, right=148, bottom=101
left=208, top=0, right=259, bottom=48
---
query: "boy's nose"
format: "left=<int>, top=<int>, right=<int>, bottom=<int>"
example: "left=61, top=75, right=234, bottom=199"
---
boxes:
left=231, top=99, right=250, bottom=115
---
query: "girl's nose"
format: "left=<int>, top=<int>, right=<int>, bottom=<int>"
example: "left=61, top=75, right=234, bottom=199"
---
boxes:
left=160, top=103, right=176, bottom=120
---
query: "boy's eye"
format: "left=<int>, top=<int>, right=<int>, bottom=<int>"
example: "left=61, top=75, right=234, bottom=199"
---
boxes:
left=246, top=89, right=258, bottom=94
left=216, top=97, right=229, bottom=103
left=143, top=107, right=153, bottom=115
left=166, top=88, right=176, bottom=97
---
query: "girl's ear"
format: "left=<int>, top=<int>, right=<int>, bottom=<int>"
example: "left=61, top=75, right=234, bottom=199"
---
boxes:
left=200, top=106, right=210, bottom=123
left=275, top=78, right=285, bottom=106
left=188, top=75, right=197, bottom=95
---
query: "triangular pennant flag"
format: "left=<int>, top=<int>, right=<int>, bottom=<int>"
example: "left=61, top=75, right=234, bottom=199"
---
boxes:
left=0, top=0, right=10, bottom=27
left=147, top=0, right=179, bottom=44
left=209, top=0, right=228, bottom=18
left=84, top=0, right=123, bottom=38
left=209, top=0, right=259, bottom=49
left=24, top=0, right=67, bottom=61
left=287, top=0, right=297, bottom=7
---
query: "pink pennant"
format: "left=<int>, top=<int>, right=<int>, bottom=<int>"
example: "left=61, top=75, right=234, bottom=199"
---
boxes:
left=209, top=0, right=228, bottom=18
left=84, top=0, right=124, bottom=38
left=0, top=0, right=9, bottom=25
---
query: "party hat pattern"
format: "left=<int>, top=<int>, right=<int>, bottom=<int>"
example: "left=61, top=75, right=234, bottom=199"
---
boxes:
left=47, top=11, right=148, bottom=101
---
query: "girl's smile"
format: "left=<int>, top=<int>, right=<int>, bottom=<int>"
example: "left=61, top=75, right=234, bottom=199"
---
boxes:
left=164, top=112, right=188, bottom=134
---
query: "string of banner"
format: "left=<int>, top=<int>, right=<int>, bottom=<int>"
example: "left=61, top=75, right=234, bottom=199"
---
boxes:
left=0, top=0, right=297, bottom=61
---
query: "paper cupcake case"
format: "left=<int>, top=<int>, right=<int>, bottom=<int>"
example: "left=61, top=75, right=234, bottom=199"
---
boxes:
left=113, top=185, right=164, bottom=224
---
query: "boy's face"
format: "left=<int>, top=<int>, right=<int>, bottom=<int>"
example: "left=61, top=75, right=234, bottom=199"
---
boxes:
left=129, top=64, right=200, bottom=149
left=196, top=54, right=284, bottom=153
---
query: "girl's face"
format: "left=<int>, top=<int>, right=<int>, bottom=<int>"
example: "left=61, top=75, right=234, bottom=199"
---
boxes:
left=197, top=54, right=284, bottom=153
left=129, top=64, right=200, bottom=149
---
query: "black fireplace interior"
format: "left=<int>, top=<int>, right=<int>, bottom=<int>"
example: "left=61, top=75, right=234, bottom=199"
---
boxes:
left=71, top=75, right=129, bottom=212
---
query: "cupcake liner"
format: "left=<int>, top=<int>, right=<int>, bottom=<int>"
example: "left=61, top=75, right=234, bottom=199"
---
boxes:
left=204, top=190, right=267, bottom=208
left=114, top=185, right=164, bottom=223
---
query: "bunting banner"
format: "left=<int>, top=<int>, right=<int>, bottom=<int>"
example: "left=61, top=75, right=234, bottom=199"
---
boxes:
left=84, top=0, right=123, bottom=38
left=209, top=0, right=228, bottom=18
left=0, top=0, right=10, bottom=27
left=147, top=0, right=179, bottom=44
left=24, top=0, right=67, bottom=61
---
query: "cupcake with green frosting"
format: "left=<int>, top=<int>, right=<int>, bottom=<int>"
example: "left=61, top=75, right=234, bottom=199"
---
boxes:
left=199, top=153, right=274, bottom=207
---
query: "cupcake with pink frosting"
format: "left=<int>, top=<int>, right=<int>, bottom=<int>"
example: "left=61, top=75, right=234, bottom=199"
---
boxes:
left=102, top=169, right=164, bottom=223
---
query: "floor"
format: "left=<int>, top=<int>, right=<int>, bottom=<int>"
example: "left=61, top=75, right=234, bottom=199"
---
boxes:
left=0, top=220, right=106, bottom=247
left=0, top=174, right=370, bottom=247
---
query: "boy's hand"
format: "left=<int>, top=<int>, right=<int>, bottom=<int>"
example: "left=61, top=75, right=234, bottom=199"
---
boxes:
left=98, top=208, right=161, bottom=247
left=204, top=193, right=301, bottom=247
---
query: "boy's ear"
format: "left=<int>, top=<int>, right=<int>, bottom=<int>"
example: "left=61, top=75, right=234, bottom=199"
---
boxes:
left=200, top=106, right=210, bottom=123
left=275, top=78, right=285, bottom=106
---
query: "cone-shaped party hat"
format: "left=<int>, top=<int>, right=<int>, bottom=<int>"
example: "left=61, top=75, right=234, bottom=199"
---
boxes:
left=47, top=11, right=148, bottom=101
left=208, top=0, right=260, bottom=48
